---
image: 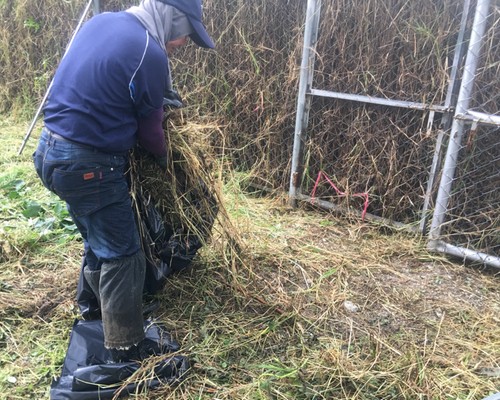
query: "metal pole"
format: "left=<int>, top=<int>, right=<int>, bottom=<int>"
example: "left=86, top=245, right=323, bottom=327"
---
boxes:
left=433, top=241, right=500, bottom=270
left=419, top=0, right=471, bottom=233
left=428, top=0, right=491, bottom=244
left=93, top=0, right=100, bottom=15
left=289, top=0, right=322, bottom=206
left=309, top=89, right=450, bottom=112
left=18, top=0, right=94, bottom=155
left=297, top=193, right=419, bottom=232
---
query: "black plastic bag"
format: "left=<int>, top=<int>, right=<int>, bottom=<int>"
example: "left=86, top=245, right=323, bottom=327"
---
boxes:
left=136, top=185, right=211, bottom=295
left=50, top=319, right=190, bottom=399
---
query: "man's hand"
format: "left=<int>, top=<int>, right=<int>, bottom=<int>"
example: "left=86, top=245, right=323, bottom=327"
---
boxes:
left=163, top=89, right=183, bottom=110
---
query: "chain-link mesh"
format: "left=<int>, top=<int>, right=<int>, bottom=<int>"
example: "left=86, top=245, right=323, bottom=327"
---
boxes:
left=470, top=4, right=499, bottom=116
left=303, top=104, right=437, bottom=223
left=442, top=124, right=499, bottom=256
left=297, top=0, right=466, bottom=224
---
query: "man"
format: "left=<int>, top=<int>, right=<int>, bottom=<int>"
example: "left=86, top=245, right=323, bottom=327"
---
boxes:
left=33, top=0, right=214, bottom=362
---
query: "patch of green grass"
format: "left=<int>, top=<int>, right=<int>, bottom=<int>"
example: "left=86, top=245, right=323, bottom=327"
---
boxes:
left=0, top=119, right=78, bottom=256
left=0, top=174, right=77, bottom=237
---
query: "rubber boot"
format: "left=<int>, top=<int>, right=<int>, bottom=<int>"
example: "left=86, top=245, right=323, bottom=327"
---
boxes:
left=100, top=251, right=146, bottom=350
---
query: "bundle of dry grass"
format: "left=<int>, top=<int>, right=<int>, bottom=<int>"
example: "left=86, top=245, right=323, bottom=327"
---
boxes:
left=127, top=110, right=239, bottom=278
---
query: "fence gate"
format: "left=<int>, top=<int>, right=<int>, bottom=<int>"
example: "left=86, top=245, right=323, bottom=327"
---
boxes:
left=428, top=0, right=499, bottom=268
left=289, top=0, right=499, bottom=269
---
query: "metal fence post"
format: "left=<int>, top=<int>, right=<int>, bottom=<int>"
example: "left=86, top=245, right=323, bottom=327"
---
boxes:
left=419, top=0, right=471, bottom=233
left=289, top=0, right=322, bottom=207
left=428, top=0, right=491, bottom=245
left=93, top=0, right=100, bottom=15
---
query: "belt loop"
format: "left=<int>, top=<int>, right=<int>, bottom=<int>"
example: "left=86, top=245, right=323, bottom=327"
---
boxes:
left=43, top=127, right=53, bottom=146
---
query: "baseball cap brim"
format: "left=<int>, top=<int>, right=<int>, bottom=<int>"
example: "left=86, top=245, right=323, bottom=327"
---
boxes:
left=188, top=17, right=215, bottom=48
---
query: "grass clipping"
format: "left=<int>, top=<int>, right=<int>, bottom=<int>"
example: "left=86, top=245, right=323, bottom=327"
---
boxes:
left=128, top=110, right=233, bottom=271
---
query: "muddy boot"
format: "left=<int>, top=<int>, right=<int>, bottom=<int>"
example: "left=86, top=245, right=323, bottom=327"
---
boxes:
left=100, top=251, right=146, bottom=352
left=108, top=338, right=164, bottom=363
left=108, top=322, right=181, bottom=363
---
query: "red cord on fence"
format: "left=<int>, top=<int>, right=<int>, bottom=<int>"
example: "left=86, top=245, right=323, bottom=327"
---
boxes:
left=310, top=171, right=369, bottom=221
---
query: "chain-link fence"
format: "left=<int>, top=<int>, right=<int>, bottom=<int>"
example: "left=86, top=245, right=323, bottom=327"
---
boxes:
left=290, top=0, right=466, bottom=224
left=291, top=0, right=499, bottom=267
left=432, top=123, right=499, bottom=259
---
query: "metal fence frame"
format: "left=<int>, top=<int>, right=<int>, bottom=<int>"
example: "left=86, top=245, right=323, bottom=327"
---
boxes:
left=289, top=0, right=500, bottom=269
left=427, top=0, right=500, bottom=268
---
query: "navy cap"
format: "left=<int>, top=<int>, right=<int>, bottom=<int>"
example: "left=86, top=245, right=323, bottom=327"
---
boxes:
left=158, top=0, right=215, bottom=48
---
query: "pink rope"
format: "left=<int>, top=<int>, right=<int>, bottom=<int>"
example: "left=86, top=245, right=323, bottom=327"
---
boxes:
left=311, top=171, right=369, bottom=221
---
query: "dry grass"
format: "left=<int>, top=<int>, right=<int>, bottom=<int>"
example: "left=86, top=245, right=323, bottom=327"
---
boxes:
left=109, top=191, right=500, bottom=399
left=129, top=111, right=231, bottom=249
left=1, top=118, right=499, bottom=399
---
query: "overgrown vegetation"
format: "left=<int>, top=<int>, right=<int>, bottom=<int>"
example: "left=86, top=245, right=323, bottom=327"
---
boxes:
left=1, top=119, right=499, bottom=399
left=1, top=0, right=498, bottom=255
left=0, top=0, right=467, bottom=206
left=0, top=0, right=499, bottom=398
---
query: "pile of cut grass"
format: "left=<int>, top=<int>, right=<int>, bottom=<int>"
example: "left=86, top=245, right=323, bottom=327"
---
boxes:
left=0, top=119, right=498, bottom=399
left=129, top=110, right=230, bottom=250
left=128, top=109, right=241, bottom=280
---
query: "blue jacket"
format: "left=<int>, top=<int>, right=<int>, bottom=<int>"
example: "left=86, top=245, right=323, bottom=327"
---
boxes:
left=44, top=12, right=168, bottom=154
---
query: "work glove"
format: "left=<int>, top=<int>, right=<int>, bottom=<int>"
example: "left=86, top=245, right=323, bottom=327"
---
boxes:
left=154, top=155, right=168, bottom=170
left=163, top=89, right=183, bottom=110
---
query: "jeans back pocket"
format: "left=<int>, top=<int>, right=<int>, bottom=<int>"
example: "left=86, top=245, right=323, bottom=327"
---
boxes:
left=52, top=167, right=124, bottom=217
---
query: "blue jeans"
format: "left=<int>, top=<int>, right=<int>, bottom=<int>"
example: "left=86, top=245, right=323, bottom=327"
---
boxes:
left=33, top=128, right=141, bottom=265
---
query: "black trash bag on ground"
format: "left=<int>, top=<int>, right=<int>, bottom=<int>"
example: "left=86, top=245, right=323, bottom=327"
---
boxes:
left=50, top=319, right=190, bottom=400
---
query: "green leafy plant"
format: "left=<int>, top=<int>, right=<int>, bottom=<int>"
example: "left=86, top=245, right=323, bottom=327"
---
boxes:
left=23, top=17, right=40, bottom=33
left=0, top=177, right=77, bottom=240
